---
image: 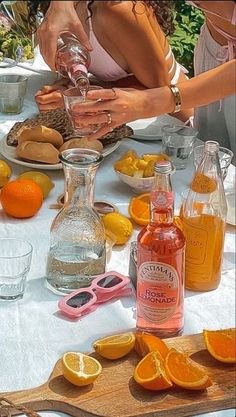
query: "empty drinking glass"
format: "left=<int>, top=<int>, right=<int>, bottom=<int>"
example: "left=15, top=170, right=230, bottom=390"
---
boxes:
left=162, top=125, right=198, bottom=170
left=0, top=75, right=28, bottom=114
left=193, top=145, right=234, bottom=181
left=0, top=238, right=33, bottom=300
left=62, top=86, right=103, bottom=137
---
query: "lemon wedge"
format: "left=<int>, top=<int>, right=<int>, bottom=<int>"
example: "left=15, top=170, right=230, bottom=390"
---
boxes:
left=62, top=352, right=102, bottom=386
left=93, top=332, right=135, bottom=360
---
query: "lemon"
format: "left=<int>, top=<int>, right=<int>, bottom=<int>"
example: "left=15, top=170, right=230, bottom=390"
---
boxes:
left=62, top=352, right=102, bottom=387
left=18, top=171, right=54, bottom=198
left=0, top=160, right=12, bottom=187
left=102, top=212, right=133, bottom=245
left=93, top=332, right=135, bottom=360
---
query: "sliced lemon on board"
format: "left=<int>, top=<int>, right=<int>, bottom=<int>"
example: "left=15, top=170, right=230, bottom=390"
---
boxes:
left=93, top=332, right=135, bottom=360
left=62, top=352, right=102, bottom=386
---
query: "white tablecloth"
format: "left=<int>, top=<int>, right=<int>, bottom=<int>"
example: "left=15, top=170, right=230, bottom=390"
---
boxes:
left=0, top=64, right=235, bottom=417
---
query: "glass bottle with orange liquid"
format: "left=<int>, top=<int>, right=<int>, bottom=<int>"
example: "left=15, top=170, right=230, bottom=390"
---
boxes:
left=180, top=141, right=227, bottom=292
left=136, top=161, right=185, bottom=337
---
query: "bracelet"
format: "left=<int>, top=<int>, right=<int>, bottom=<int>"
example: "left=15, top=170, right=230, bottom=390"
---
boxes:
left=169, top=85, right=182, bottom=113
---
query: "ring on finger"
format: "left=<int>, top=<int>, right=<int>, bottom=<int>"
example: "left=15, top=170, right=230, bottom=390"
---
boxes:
left=106, top=112, right=112, bottom=125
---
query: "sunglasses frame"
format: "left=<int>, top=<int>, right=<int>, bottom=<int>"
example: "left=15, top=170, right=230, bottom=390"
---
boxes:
left=58, top=271, right=131, bottom=318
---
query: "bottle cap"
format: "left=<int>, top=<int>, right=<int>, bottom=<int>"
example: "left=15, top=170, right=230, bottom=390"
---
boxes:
left=204, top=141, right=220, bottom=154
left=154, top=160, right=174, bottom=174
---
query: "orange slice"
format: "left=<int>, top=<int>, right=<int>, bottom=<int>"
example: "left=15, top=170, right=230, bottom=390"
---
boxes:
left=129, top=193, right=150, bottom=226
left=134, top=351, right=173, bottom=391
left=135, top=332, right=169, bottom=360
left=93, top=332, right=135, bottom=360
left=165, top=349, right=212, bottom=390
left=62, top=352, right=102, bottom=386
left=203, top=328, right=236, bottom=363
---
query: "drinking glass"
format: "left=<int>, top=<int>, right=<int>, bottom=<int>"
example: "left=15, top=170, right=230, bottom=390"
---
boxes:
left=0, top=75, right=28, bottom=114
left=0, top=238, right=33, bottom=300
left=193, top=145, right=234, bottom=181
left=162, top=125, right=198, bottom=170
left=62, top=86, right=103, bottom=137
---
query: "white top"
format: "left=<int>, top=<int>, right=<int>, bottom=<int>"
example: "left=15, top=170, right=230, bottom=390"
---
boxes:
left=0, top=61, right=235, bottom=417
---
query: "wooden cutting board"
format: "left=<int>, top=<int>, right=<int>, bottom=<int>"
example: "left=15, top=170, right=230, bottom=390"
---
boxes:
left=1, top=333, right=235, bottom=417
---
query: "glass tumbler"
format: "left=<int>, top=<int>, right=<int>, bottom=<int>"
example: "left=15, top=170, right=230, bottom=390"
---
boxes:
left=46, top=148, right=106, bottom=294
left=62, top=86, right=103, bottom=137
left=0, top=238, right=32, bottom=300
left=0, top=75, right=28, bottom=114
left=162, top=125, right=198, bottom=170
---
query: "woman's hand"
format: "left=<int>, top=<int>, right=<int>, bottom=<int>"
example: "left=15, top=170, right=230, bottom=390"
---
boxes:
left=70, top=87, right=170, bottom=140
left=35, top=83, right=68, bottom=112
left=37, top=1, right=92, bottom=70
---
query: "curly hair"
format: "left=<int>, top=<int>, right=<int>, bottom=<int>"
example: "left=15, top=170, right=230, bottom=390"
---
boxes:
left=28, top=1, right=175, bottom=36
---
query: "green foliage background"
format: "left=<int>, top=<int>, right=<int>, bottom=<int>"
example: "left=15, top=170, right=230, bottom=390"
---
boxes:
left=170, top=0, right=205, bottom=76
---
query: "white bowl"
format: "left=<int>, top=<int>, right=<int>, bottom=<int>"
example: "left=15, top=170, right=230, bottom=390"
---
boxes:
left=115, top=170, right=155, bottom=193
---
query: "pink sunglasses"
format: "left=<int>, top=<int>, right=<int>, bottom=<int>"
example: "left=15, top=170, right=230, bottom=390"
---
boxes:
left=58, top=271, right=133, bottom=318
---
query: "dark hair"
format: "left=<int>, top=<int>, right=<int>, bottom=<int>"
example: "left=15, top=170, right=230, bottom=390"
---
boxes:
left=28, top=1, right=175, bottom=36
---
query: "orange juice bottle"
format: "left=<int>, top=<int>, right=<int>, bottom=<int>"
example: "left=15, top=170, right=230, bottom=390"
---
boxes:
left=181, top=141, right=227, bottom=291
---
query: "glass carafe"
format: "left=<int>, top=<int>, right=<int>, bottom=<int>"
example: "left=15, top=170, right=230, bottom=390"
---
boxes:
left=180, top=141, right=227, bottom=291
left=46, top=149, right=106, bottom=294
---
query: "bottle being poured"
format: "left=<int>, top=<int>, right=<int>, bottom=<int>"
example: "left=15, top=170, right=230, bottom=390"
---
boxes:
left=56, top=33, right=90, bottom=95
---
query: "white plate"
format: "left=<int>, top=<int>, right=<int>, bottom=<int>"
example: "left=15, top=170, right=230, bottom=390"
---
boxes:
left=128, top=114, right=184, bottom=141
left=0, top=136, right=121, bottom=170
left=226, top=191, right=236, bottom=226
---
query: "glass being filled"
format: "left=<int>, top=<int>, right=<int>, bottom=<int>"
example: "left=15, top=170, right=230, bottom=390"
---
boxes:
left=62, top=86, right=103, bottom=137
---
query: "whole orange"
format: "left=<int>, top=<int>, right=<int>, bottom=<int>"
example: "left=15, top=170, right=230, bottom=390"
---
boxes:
left=0, top=179, right=43, bottom=218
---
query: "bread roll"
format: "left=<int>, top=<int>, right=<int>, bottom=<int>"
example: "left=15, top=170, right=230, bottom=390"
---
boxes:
left=16, top=141, right=60, bottom=164
left=18, top=125, right=63, bottom=148
left=59, top=138, right=103, bottom=153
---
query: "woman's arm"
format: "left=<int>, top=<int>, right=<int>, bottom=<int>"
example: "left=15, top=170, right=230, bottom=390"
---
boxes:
left=37, top=1, right=92, bottom=70
left=72, top=59, right=236, bottom=140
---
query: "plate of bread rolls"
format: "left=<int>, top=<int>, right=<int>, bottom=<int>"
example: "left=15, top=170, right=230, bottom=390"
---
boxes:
left=0, top=125, right=122, bottom=170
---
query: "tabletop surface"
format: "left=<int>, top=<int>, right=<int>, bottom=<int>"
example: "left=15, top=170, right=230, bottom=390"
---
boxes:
left=0, top=60, right=235, bottom=417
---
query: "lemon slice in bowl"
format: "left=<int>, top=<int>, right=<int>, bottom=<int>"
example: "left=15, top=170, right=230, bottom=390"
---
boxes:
left=93, top=332, right=135, bottom=360
left=62, top=352, right=102, bottom=386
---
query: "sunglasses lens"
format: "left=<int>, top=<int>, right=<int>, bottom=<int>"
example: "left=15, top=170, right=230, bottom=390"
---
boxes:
left=97, top=274, right=123, bottom=288
left=66, top=291, right=93, bottom=308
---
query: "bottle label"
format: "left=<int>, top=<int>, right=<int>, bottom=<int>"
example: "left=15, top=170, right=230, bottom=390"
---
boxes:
left=151, top=191, right=174, bottom=210
left=70, top=63, right=88, bottom=76
left=184, top=220, right=208, bottom=265
left=137, top=261, right=179, bottom=324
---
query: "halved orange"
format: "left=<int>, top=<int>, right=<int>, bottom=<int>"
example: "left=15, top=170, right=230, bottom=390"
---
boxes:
left=135, top=332, right=169, bottom=360
left=165, top=349, right=212, bottom=390
left=62, top=352, right=102, bottom=386
left=203, top=328, right=236, bottom=363
left=93, top=332, right=135, bottom=360
left=129, top=193, right=150, bottom=226
left=134, top=351, right=173, bottom=391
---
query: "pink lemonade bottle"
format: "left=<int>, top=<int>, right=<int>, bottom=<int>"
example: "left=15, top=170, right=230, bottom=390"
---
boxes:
left=56, top=34, right=90, bottom=91
left=136, top=161, right=185, bottom=337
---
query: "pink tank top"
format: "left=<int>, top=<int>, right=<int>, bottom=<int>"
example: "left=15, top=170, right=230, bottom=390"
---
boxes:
left=88, top=14, right=129, bottom=82
left=87, top=7, right=184, bottom=84
left=187, top=1, right=236, bottom=59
